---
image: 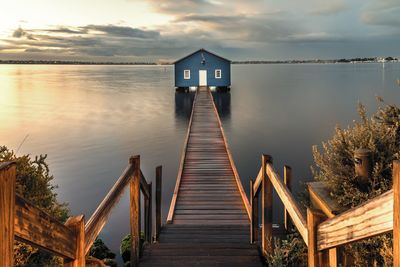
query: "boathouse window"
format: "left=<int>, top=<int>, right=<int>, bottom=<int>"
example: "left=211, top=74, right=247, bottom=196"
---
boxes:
left=215, top=69, right=221, bottom=79
left=184, top=70, right=190, bottom=79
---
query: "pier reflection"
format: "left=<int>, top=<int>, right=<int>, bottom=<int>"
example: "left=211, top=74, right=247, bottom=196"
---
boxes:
left=211, top=92, right=231, bottom=121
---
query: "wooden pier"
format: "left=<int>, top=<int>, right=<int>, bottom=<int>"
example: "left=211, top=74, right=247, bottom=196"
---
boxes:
left=139, top=86, right=262, bottom=266
left=1, top=87, right=400, bottom=267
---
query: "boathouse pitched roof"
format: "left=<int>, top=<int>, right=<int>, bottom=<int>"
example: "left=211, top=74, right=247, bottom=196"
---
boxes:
left=173, top=48, right=231, bottom=64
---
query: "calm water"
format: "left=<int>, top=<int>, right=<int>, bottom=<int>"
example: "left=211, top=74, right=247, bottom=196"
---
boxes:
left=1, top=63, right=399, bottom=261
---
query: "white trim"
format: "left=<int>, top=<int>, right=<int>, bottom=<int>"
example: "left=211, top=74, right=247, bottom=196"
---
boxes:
left=184, top=69, right=190, bottom=79
left=215, top=69, right=222, bottom=79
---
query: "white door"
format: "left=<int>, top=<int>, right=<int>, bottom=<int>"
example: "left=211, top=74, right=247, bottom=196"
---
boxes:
left=199, top=70, right=207, bottom=86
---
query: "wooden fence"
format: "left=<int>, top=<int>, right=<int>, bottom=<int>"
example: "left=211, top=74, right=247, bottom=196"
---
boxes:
left=249, top=155, right=400, bottom=267
left=0, top=156, right=162, bottom=267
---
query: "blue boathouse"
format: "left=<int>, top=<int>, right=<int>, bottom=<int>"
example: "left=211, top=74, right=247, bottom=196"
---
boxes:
left=174, top=48, right=231, bottom=90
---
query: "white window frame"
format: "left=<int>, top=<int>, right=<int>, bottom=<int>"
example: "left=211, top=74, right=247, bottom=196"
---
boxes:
left=184, top=69, right=190, bottom=79
left=215, top=69, right=222, bottom=79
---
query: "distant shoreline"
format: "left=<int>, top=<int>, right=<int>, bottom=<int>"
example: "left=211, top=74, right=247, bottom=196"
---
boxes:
left=0, top=57, right=398, bottom=65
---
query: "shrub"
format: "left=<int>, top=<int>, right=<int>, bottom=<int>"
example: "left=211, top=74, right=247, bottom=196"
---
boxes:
left=311, top=100, right=400, bottom=265
left=0, top=146, right=69, bottom=266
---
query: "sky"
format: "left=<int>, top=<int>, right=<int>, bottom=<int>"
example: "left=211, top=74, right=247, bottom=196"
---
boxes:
left=0, top=0, right=399, bottom=62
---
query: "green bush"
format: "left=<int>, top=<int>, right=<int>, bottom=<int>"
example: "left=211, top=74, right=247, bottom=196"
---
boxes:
left=265, top=232, right=307, bottom=267
left=0, top=146, right=69, bottom=266
left=311, top=101, right=399, bottom=266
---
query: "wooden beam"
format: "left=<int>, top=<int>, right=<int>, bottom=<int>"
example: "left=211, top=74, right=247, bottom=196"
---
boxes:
left=64, top=215, right=85, bottom=267
left=308, top=208, right=326, bottom=267
left=250, top=179, right=255, bottom=243
left=317, top=189, right=393, bottom=251
left=393, top=161, right=400, bottom=267
left=308, top=182, right=340, bottom=219
left=167, top=89, right=198, bottom=223
left=155, top=166, right=162, bottom=241
left=262, top=154, right=273, bottom=256
left=252, top=168, right=262, bottom=196
left=15, top=195, right=76, bottom=260
left=130, top=155, right=140, bottom=267
left=0, top=162, right=16, bottom=267
left=208, top=89, right=251, bottom=219
left=308, top=181, right=341, bottom=267
left=84, top=160, right=136, bottom=253
left=284, top=165, right=292, bottom=231
left=266, top=163, right=308, bottom=245
left=140, top=170, right=150, bottom=199
left=144, top=182, right=152, bottom=243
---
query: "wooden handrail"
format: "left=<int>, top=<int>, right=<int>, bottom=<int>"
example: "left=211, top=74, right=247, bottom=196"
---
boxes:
left=167, top=90, right=198, bottom=223
left=15, top=195, right=77, bottom=260
left=251, top=163, right=308, bottom=246
left=208, top=89, right=251, bottom=219
left=1, top=156, right=160, bottom=267
left=265, top=163, right=308, bottom=245
left=84, top=160, right=136, bottom=253
left=317, top=189, right=393, bottom=251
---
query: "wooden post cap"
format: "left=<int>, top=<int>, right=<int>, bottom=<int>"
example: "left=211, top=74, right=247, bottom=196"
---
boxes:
left=129, top=155, right=140, bottom=164
left=262, top=154, right=273, bottom=164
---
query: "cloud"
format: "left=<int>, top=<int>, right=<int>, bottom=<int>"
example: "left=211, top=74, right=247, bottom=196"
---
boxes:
left=361, top=0, right=400, bottom=28
left=309, top=1, right=348, bottom=15
left=12, top=27, right=36, bottom=40
left=83, top=25, right=160, bottom=38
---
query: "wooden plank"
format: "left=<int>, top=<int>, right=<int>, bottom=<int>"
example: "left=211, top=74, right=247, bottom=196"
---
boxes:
left=307, top=208, right=327, bottom=267
left=130, top=155, right=140, bottom=267
left=308, top=182, right=341, bottom=218
left=64, top=215, right=85, bottom=267
left=284, top=165, right=293, bottom=231
left=317, top=189, right=393, bottom=251
left=266, top=163, right=308, bottom=245
left=394, top=161, right=400, bottom=267
left=208, top=89, right=251, bottom=218
left=261, top=155, right=273, bottom=256
left=167, top=89, right=198, bottom=223
left=155, top=166, right=162, bottom=241
left=15, top=195, right=76, bottom=260
left=84, top=160, right=136, bottom=253
left=0, top=162, right=16, bottom=267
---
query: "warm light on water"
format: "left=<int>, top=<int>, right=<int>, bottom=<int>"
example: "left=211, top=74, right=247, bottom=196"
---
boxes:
left=0, top=63, right=399, bottom=261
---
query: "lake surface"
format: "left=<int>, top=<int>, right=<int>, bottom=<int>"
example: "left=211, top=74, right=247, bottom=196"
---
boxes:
left=1, top=63, right=399, bottom=261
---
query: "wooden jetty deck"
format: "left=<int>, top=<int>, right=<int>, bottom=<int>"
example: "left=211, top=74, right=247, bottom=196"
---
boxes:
left=2, top=87, right=400, bottom=267
left=140, top=87, right=263, bottom=266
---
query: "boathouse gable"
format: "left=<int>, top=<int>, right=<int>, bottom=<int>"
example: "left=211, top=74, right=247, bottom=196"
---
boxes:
left=174, top=49, right=231, bottom=88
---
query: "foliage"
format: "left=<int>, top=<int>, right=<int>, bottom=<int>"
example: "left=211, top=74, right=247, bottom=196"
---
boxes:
left=311, top=100, right=400, bottom=266
left=89, top=238, right=116, bottom=260
left=89, top=238, right=117, bottom=266
left=120, top=232, right=145, bottom=264
left=1, top=146, right=69, bottom=266
left=265, top=232, right=307, bottom=267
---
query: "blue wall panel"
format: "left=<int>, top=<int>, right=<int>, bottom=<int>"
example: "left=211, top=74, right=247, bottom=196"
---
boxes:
left=175, top=50, right=231, bottom=87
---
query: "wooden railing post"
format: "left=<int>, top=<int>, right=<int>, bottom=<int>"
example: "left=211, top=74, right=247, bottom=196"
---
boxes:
left=284, top=165, right=292, bottom=231
left=307, top=208, right=327, bottom=267
left=130, top=155, right=140, bottom=267
left=64, top=215, right=85, bottom=267
left=145, top=182, right=152, bottom=243
left=262, top=154, right=273, bottom=255
left=250, top=179, right=255, bottom=243
left=155, top=166, right=162, bottom=241
left=394, top=160, right=400, bottom=267
left=0, top=162, right=16, bottom=267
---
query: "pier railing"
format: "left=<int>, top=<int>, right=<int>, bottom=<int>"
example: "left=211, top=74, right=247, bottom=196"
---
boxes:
left=250, top=155, right=399, bottom=267
left=0, top=156, right=162, bottom=267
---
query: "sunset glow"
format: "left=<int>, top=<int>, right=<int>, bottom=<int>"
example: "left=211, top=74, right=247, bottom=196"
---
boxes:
left=0, top=0, right=399, bottom=61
